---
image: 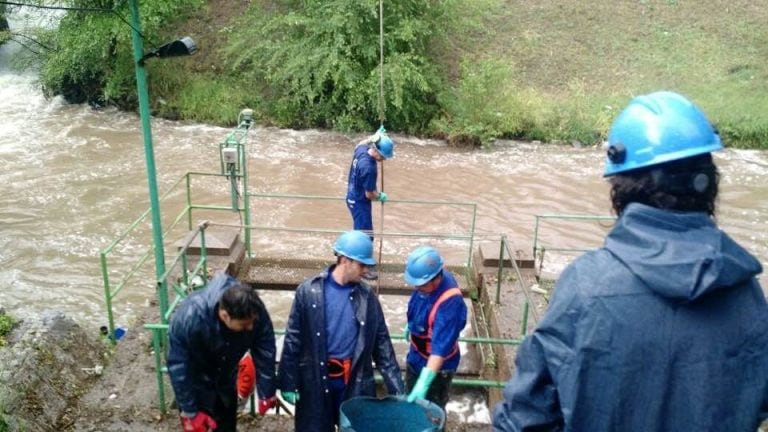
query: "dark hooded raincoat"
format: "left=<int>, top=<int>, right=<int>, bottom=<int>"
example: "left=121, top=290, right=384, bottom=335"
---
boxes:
left=493, top=203, right=768, bottom=431
left=278, top=266, right=405, bottom=432
left=167, top=273, right=276, bottom=416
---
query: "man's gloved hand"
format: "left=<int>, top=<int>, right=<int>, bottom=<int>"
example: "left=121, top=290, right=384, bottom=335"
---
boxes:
left=407, top=368, right=437, bottom=403
left=377, top=191, right=388, bottom=203
left=281, top=390, right=299, bottom=405
left=258, top=396, right=277, bottom=415
left=180, top=412, right=217, bottom=432
left=403, top=324, right=410, bottom=341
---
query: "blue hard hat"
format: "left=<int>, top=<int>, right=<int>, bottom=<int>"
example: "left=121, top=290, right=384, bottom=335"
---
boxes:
left=603, top=91, right=722, bottom=177
left=404, top=246, right=444, bottom=286
left=334, top=231, right=377, bottom=266
left=376, top=135, right=394, bottom=159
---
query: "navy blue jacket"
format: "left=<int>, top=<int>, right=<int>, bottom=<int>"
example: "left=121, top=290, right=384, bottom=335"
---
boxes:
left=346, top=143, right=378, bottom=203
left=278, top=266, right=405, bottom=432
left=494, top=203, right=768, bottom=431
left=167, top=273, right=277, bottom=415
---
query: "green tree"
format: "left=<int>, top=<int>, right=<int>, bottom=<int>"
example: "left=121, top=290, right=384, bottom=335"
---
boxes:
left=226, top=0, right=452, bottom=133
left=38, top=0, right=202, bottom=105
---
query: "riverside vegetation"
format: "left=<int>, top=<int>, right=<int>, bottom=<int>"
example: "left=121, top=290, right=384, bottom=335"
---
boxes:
left=5, top=0, right=768, bottom=148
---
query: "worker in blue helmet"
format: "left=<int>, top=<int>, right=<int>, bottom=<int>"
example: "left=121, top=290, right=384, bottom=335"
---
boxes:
left=345, top=126, right=394, bottom=237
left=278, top=230, right=404, bottom=432
left=493, top=91, right=768, bottom=432
left=403, top=246, right=467, bottom=417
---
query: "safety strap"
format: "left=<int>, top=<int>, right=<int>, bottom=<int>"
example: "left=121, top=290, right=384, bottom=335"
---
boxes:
left=410, top=287, right=463, bottom=359
left=328, top=358, right=352, bottom=385
left=427, top=288, right=462, bottom=337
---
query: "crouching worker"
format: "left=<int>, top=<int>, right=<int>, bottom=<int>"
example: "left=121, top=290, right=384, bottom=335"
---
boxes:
left=404, top=246, right=467, bottom=413
left=278, top=230, right=405, bottom=432
left=168, top=272, right=277, bottom=432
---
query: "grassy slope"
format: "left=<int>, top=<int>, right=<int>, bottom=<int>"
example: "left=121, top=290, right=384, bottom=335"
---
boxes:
left=160, top=0, right=768, bottom=145
left=477, top=1, right=768, bottom=145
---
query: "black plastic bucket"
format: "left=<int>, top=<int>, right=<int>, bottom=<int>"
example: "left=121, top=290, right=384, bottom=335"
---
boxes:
left=339, top=396, right=445, bottom=432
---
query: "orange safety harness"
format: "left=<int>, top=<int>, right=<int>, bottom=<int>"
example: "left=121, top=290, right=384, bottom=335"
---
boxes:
left=327, top=358, right=352, bottom=384
left=410, top=287, right=462, bottom=360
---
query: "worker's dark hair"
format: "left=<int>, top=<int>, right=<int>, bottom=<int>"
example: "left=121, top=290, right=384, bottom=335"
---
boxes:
left=609, top=153, right=719, bottom=217
left=219, top=280, right=263, bottom=320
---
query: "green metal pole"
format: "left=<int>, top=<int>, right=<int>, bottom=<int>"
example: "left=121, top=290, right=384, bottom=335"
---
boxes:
left=242, top=142, right=253, bottom=258
left=129, top=0, right=169, bottom=321
left=496, top=235, right=506, bottom=304
left=100, top=252, right=116, bottom=345
left=149, top=327, right=167, bottom=414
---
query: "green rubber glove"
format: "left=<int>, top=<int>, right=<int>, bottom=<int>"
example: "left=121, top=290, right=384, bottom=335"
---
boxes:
left=403, top=324, right=410, bottom=341
left=377, top=125, right=386, bottom=134
left=378, top=191, right=388, bottom=203
left=281, top=390, right=299, bottom=405
left=407, top=368, right=437, bottom=402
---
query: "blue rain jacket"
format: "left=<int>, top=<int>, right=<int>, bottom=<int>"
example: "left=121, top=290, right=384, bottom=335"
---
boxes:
left=278, top=266, right=405, bottom=432
left=167, top=273, right=277, bottom=415
left=494, top=203, right=768, bottom=431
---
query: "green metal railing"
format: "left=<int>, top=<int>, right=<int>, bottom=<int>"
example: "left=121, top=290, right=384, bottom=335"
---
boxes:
left=102, top=170, right=543, bottom=415
left=494, top=234, right=539, bottom=335
left=100, top=172, right=480, bottom=341
left=532, top=214, right=616, bottom=265
left=145, top=321, right=519, bottom=414
left=247, top=192, right=478, bottom=270
left=100, top=172, right=243, bottom=341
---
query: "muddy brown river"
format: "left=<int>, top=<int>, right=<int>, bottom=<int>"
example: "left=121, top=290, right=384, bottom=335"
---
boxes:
left=2, top=13, right=768, bottom=426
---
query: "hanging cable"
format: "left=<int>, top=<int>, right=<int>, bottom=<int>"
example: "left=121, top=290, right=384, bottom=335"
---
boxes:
left=378, top=0, right=385, bottom=126
left=376, top=0, right=385, bottom=295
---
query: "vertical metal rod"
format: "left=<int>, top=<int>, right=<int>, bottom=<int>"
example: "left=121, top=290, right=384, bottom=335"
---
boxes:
left=467, top=204, right=477, bottom=270
left=151, top=328, right=166, bottom=414
left=376, top=162, right=384, bottom=295
left=200, top=223, right=208, bottom=282
left=375, top=0, right=386, bottom=295
left=532, top=215, right=540, bottom=262
left=185, top=172, right=192, bottom=231
left=496, top=235, right=505, bottom=304
left=521, top=300, right=530, bottom=336
left=100, top=252, right=116, bottom=345
left=242, top=141, right=253, bottom=258
left=129, top=0, right=168, bottom=319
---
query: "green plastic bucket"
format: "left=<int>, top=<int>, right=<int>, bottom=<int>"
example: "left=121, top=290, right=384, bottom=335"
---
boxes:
left=339, top=396, right=445, bottom=432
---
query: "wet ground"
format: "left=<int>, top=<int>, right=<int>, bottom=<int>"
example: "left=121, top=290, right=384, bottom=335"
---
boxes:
left=65, top=306, right=490, bottom=431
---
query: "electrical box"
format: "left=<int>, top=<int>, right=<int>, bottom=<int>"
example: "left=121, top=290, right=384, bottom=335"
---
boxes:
left=222, top=147, right=238, bottom=165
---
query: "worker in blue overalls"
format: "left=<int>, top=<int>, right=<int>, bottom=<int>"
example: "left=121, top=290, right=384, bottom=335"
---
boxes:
left=404, top=246, right=468, bottom=413
left=345, top=127, right=394, bottom=236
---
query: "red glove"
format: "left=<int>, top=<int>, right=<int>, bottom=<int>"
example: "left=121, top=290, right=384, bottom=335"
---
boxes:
left=237, top=352, right=257, bottom=399
left=258, top=396, right=276, bottom=415
left=180, top=412, right=217, bottom=432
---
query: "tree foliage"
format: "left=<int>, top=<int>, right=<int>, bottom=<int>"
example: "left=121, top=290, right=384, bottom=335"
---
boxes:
left=37, top=0, right=203, bottom=105
left=226, top=0, right=453, bottom=133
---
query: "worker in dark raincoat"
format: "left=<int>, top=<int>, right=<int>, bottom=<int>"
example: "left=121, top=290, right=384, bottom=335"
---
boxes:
left=168, top=273, right=277, bottom=432
left=493, top=91, right=768, bottom=431
left=403, top=246, right=467, bottom=412
left=278, top=230, right=405, bottom=432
